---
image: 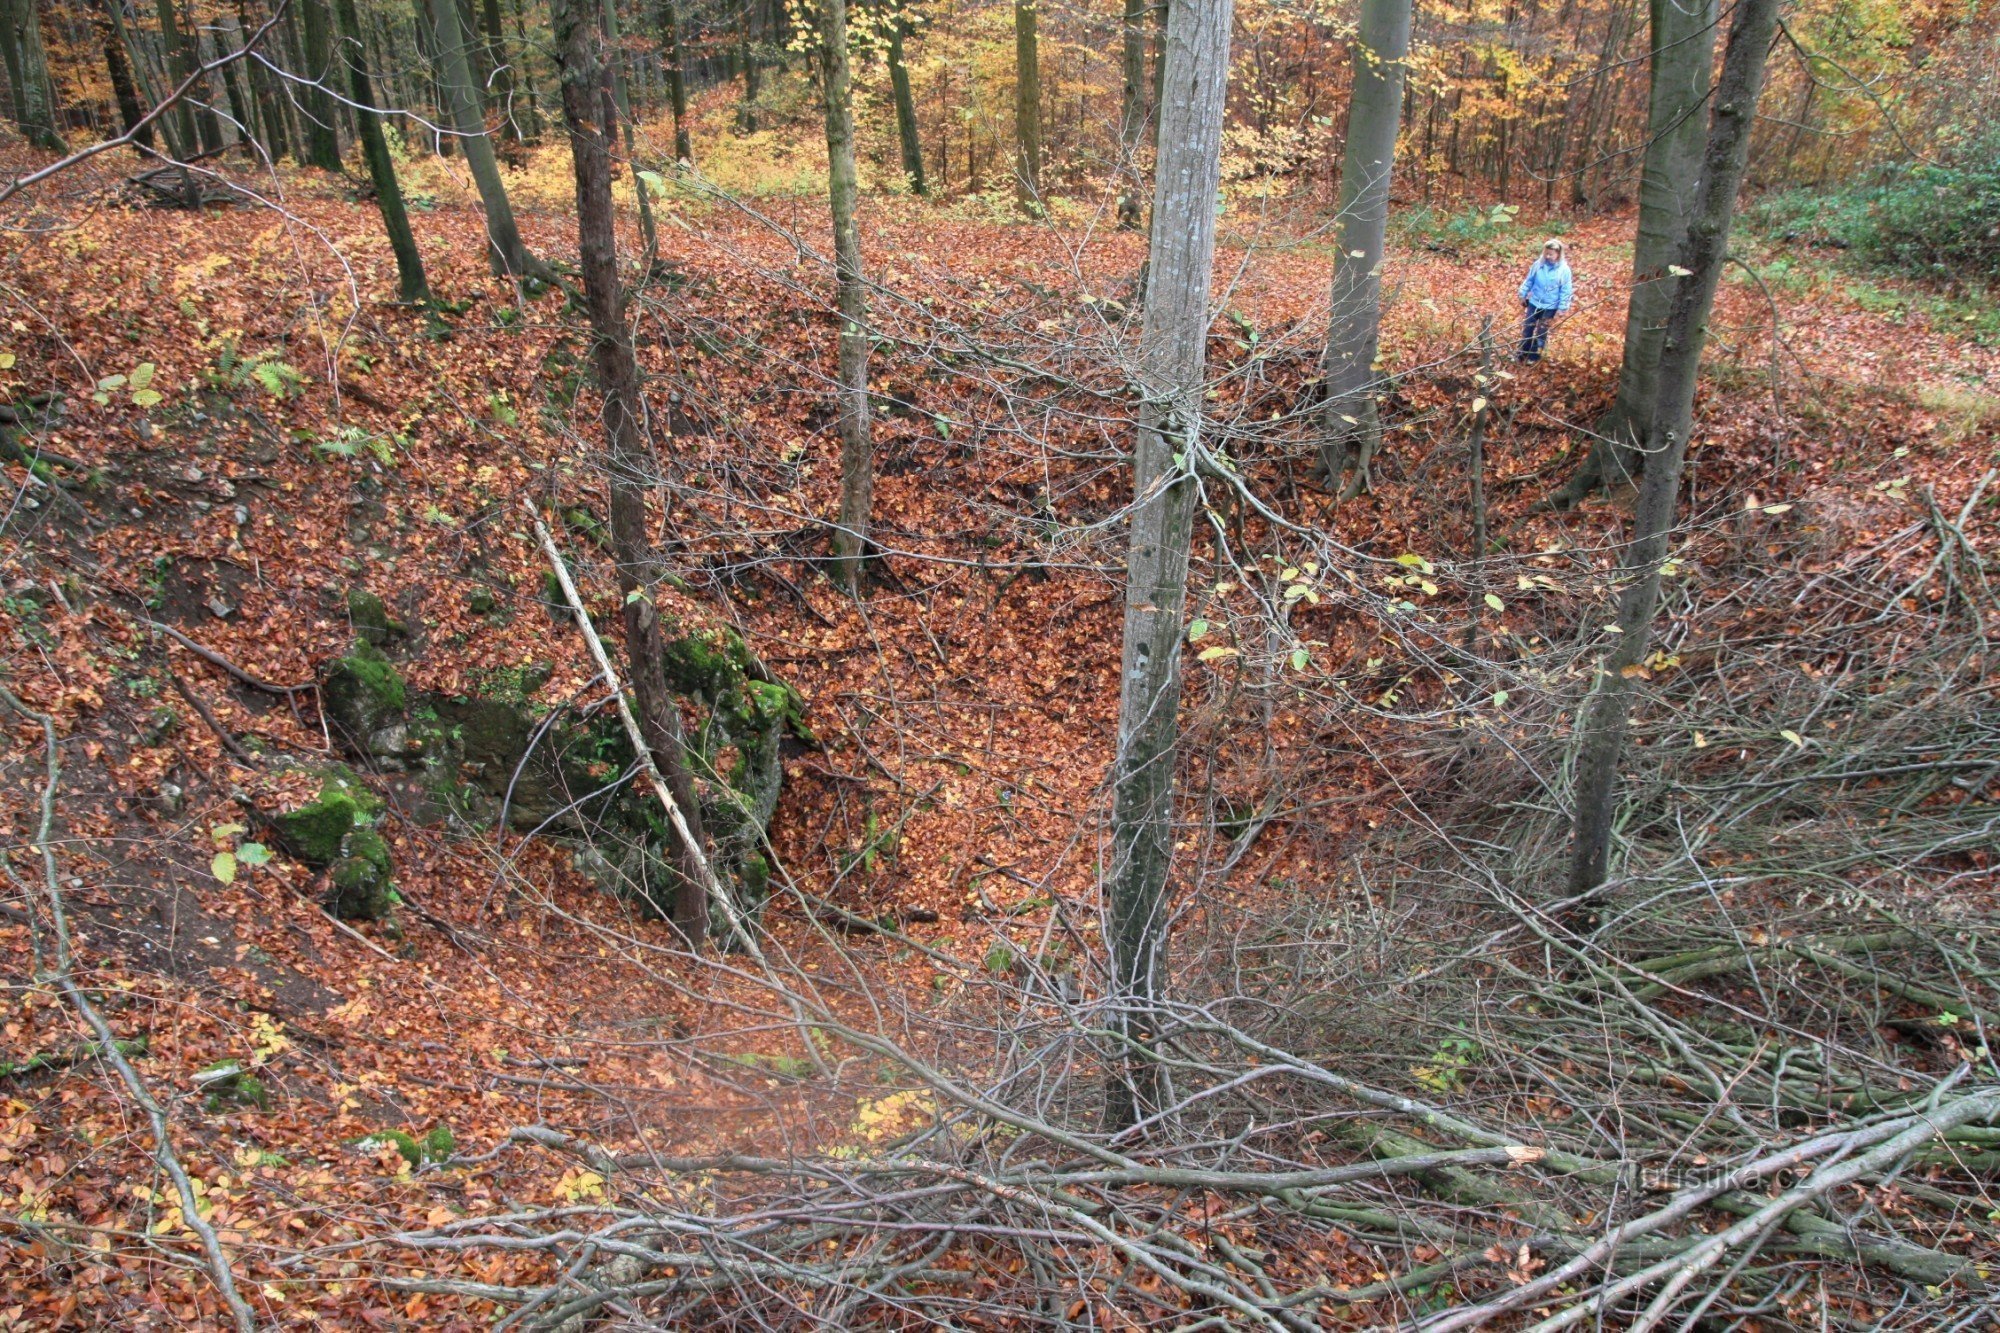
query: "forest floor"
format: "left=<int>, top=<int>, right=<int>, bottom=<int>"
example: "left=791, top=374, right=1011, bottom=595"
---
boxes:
left=1, top=149, right=1996, bottom=1327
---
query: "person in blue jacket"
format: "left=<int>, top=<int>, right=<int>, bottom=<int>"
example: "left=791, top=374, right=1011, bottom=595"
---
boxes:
left=1516, top=238, right=1573, bottom=363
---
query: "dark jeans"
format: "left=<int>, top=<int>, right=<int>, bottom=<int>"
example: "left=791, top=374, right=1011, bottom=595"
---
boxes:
left=1519, top=305, right=1558, bottom=362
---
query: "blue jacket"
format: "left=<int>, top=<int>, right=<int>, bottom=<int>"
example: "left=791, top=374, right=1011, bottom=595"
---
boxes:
left=1519, top=258, right=1573, bottom=313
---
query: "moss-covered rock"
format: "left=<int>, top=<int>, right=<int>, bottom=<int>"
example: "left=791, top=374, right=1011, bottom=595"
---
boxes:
left=267, top=767, right=383, bottom=865
left=353, top=1124, right=455, bottom=1168
left=262, top=767, right=395, bottom=921
left=321, top=638, right=406, bottom=745
left=327, top=825, right=394, bottom=920
left=347, top=589, right=406, bottom=646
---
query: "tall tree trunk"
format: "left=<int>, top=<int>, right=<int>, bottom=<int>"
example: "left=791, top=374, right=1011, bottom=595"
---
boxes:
left=597, top=0, right=658, bottom=259
left=885, top=1, right=923, bottom=194
left=1557, top=0, right=1719, bottom=505
left=817, top=0, right=873, bottom=589
left=426, top=0, right=540, bottom=276
left=1115, top=0, right=1146, bottom=227
left=508, top=0, right=542, bottom=139
left=1012, top=0, right=1041, bottom=211
left=659, top=0, right=689, bottom=160
left=297, top=0, right=344, bottom=166
left=151, top=0, right=207, bottom=176
left=1566, top=0, right=1782, bottom=901
left=1317, top=0, right=1412, bottom=500
left=335, top=0, right=430, bottom=302
left=97, top=1, right=154, bottom=147
left=2, top=0, right=68, bottom=150
left=736, top=0, right=759, bottom=131
left=240, top=0, right=290, bottom=160
left=548, top=0, right=716, bottom=941
left=480, top=0, right=518, bottom=140
left=1103, top=0, right=1233, bottom=1136
left=210, top=24, right=255, bottom=149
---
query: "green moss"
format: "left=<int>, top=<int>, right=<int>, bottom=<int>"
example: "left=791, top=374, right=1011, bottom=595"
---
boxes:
left=422, top=1124, right=456, bottom=1161
left=353, top=1125, right=453, bottom=1167
left=347, top=589, right=405, bottom=646
left=199, top=1061, right=270, bottom=1113
left=328, top=826, right=394, bottom=921
left=322, top=638, right=406, bottom=741
left=269, top=770, right=381, bottom=865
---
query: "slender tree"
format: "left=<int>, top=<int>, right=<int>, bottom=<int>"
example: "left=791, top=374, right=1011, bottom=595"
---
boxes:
left=1567, top=0, right=1784, bottom=900
left=659, top=0, right=691, bottom=161
left=335, top=0, right=430, bottom=302
left=884, top=0, right=924, bottom=194
left=239, top=0, right=291, bottom=161
left=548, top=0, right=716, bottom=940
left=737, top=0, right=760, bottom=131
left=299, top=0, right=344, bottom=168
left=2, top=0, right=67, bottom=150
left=151, top=0, right=209, bottom=199
left=817, top=0, right=874, bottom=589
left=96, top=1, right=154, bottom=148
left=1012, top=0, right=1041, bottom=211
left=1103, top=0, right=1233, bottom=1134
left=507, top=0, right=544, bottom=139
left=1115, top=0, right=1146, bottom=227
left=1317, top=0, right=1412, bottom=499
left=479, top=0, right=519, bottom=140
left=426, top=0, right=541, bottom=275
left=598, top=0, right=658, bottom=260
left=1557, top=0, right=1721, bottom=504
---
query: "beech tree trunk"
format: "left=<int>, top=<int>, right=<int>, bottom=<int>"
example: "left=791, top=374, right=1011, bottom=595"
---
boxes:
left=1317, top=0, right=1412, bottom=500
left=1559, top=0, right=1720, bottom=505
left=299, top=0, right=344, bottom=169
left=426, top=0, right=540, bottom=276
left=1103, top=0, right=1233, bottom=1135
left=480, top=0, right=518, bottom=141
left=335, top=0, right=429, bottom=303
left=1567, top=0, right=1782, bottom=901
left=240, top=0, right=290, bottom=160
left=598, top=0, right=658, bottom=261
left=151, top=0, right=209, bottom=192
left=1013, top=0, right=1041, bottom=211
left=659, top=0, right=690, bottom=161
left=885, top=2, right=924, bottom=194
left=548, top=0, right=714, bottom=940
left=817, top=0, right=873, bottom=590
left=97, top=1, right=154, bottom=147
left=1116, top=0, right=1146, bottom=228
left=1, top=0, right=66, bottom=150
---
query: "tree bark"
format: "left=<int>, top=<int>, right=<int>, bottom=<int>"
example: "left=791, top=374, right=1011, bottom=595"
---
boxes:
left=598, top=0, right=659, bottom=262
left=97, top=1, right=154, bottom=147
left=151, top=0, right=207, bottom=196
left=659, top=0, right=690, bottom=161
left=1116, top=0, right=1147, bottom=227
left=1103, top=0, right=1234, bottom=1135
left=335, top=0, right=430, bottom=303
left=817, top=0, right=873, bottom=590
left=239, top=0, right=290, bottom=161
left=426, top=0, right=540, bottom=276
left=548, top=0, right=714, bottom=940
left=299, top=0, right=344, bottom=168
left=508, top=0, right=543, bottom=139
left=2, top=0, right=66, bottom=150
left=1558, top=0, right=1720, bottom=505
left=1566, top=0, right=1782, bottom=901
left=480, top=0, right=519, bottom=141
left=1012, top=0, right=1042, bottom=212
left=1317, top=0, right=1412, bottom=500
left=885, top=1, right=924, bottom=194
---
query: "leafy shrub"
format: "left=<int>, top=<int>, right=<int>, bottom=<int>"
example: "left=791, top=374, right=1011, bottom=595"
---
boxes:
left=1753, top=132, right=2000, bottom=285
